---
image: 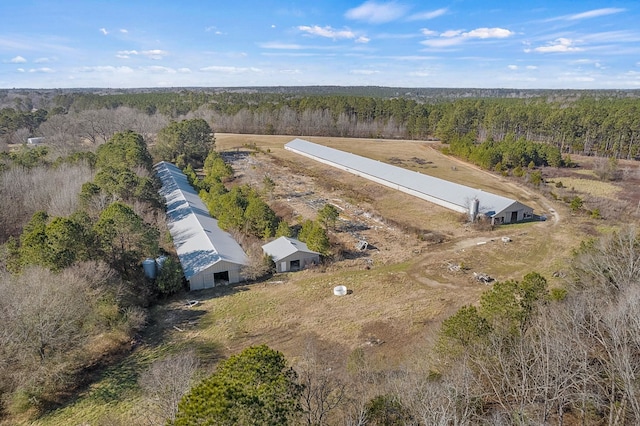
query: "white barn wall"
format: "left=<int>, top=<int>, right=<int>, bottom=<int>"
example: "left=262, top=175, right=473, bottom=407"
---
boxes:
left=492, top=201, right=533, bottom=224
left=276, top=252, right=319, bottom=273
left=189, top=261, right=244, bottom=290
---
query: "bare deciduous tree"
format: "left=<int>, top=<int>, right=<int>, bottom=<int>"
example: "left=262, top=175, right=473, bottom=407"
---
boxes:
left=297, top=342, right=347, bottom=425
left=0, top=265, right=96, bottom=412
left=240, top=239, right=273, bottom=281
left=0, top=162, right=93, bottom=241
left=137, top=350, right=199, bottom=425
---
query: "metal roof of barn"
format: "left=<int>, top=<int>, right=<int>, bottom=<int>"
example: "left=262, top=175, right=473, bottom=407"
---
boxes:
left=262, top=236, right=319, bottom=262
left=154, top=161, right=248, bottom=280
left=285, top=138, right=525, bottom=217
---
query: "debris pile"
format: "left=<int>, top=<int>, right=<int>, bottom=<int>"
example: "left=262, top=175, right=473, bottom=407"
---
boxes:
left=473, top=272, right=494, bottom=284
left=356, top=240, right=369, bottom=251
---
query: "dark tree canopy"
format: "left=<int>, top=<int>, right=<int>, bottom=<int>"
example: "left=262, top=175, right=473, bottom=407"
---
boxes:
left=94, top=201, right=159, bottom=278
left=175, top=344, right=302, bottom=426
left=318, top=203, right=340, bottom=231
left=155, top=118, right=214, bottom=168
left=298, top=219, right=330, bottom=255
left=96, top=130, right=153, bottom=171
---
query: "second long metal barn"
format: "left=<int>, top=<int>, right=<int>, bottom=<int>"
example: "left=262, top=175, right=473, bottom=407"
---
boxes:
left=284, top=138, right=533, bottom=224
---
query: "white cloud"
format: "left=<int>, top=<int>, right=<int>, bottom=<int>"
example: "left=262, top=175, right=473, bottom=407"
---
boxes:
left=116, top=49, right=169, bottom=59
left=28, top=67, right=54, bottom=73
left=389, top=55, right=438, bottom=60
left=441, top=30, right=463, bottom=38
left=580, top=30, right=640, bottom=44
left=259, top=42, right=303, bottom=49
left=421, top=37, right=464, bottom=48
left=566, top=8, right=625, bottom=20
left=356, top=36, right=370, bottom=43
left=100, top=28, right=108, bottom=35
left=421, top=28, right=437, bottom=36
left=205, top=26, right=224, bottom=35
left=178, top=68, right=192, bottom=73
left=408, top=8, right=448, bottom=21
left=8, top=55, right=27, bottom=63
left=464, top=28, right=513, bottom=39
left=408, top=70, right=430, bottom=77
left=421, top=27, right=514, bottom=48
left=116, top=50, right=137, bottom=59
left=200, top=66, right=262, bottom=74
left=279, top=69, right=301, bottom=74
left=350, top=69, right=379, bottom=75
left=34, top=57, right=52, bottom=63
left=143, top=66, right=176, bottom=74
left=533, top=38, right=583, bottom=53
left=505, top=64, right=538, bottom=73
left=261, top=51, right=328, bottom=57
left=298, top=25, right=357, bottom=40
left=271, top=24, right=276, bottom=29
left=17, top=68, right=25, bottom=73
left=345, top=1, right=408, bottom=24
left=120, top=29, right=128, bottom=33
left=570, top=59, right=606, bottom=69
left=142, top=49, right=168, bottom=59
left=79, top=66, right=134, bottom=73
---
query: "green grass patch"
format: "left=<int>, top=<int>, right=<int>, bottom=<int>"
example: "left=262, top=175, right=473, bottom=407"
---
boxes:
left=31, top=333, right=222, bottom=425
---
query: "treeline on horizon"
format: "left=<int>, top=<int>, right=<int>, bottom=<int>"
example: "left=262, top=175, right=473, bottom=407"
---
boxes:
left=1, top=87, right=640, bottom=160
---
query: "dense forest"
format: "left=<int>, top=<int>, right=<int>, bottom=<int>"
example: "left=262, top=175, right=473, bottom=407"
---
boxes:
left=0, top=129, right=183, bottom=421
left=1, top=88, right=640, bottom=160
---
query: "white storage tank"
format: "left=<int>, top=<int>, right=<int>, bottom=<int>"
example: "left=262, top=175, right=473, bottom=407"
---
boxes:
left=333, top=285, right=347, bottom=296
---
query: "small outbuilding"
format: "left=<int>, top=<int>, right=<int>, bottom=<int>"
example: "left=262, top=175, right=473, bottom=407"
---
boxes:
left=262, top=236, right=320, bottom=273
left=27, top=137, right=45, bottom=145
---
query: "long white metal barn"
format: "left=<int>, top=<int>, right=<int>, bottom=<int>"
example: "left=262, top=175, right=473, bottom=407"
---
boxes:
left=155, top=161, right=248, bottom=290
left=285, top=139, right=533, bottom=224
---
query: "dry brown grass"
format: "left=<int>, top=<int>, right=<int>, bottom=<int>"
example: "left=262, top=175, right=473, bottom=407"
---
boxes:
left=550, top=176, right=622, bottom=199
left=206, top=134, right=584, bottom=359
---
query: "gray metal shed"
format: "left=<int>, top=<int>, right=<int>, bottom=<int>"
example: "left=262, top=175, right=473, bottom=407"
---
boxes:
left=262, top=236, right=320, bottom=273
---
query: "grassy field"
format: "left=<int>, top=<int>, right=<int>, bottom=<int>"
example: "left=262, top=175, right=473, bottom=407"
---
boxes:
left=548, top=176, right=622, bottom=199
left=28, top=134, right=595, bottom=425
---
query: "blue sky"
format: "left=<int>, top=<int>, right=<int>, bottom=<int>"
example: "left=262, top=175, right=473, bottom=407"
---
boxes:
left=1, top=1, right=638, bottom=89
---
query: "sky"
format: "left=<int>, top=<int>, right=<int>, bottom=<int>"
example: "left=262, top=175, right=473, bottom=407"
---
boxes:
left=0, top=0, right=639, bottom=89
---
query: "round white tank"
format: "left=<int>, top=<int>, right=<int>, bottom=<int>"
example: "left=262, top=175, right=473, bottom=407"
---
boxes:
left=333, top=285, right=347, bottom=296
left=142, top=258, right=157, bottom=279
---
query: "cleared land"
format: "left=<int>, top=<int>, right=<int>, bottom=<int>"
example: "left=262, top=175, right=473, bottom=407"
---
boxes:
left=33, top=135, right=611, bottom=425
